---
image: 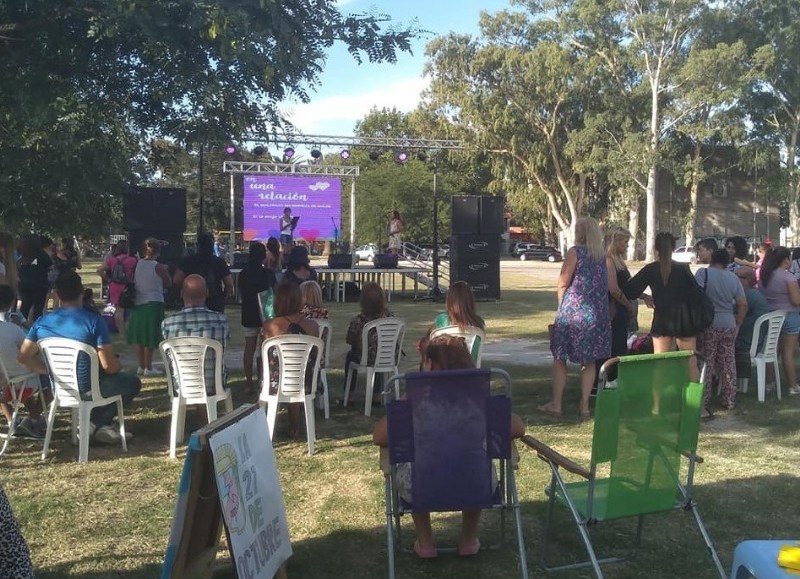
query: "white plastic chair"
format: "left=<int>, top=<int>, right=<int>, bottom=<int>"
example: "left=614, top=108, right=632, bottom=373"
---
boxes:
left=316, top=320, right=332, bottom=419
left=259, top=335, right=323, bottom=456
left=343, top=318, right=405, bottom=417
left=159, top=337, right=233, bottom=459
left=429, top=324, right=487, bottom=367
left=0, top=357, right=45, bottom=456
left=39, top=338, right=127, bottom=463
left=738, top=311, right=785, bottom=402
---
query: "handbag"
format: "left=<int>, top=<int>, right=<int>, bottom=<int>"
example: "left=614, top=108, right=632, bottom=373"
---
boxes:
left=118, top=283, right=136, bottom=309
left=688, top=268, right=714, bottom=334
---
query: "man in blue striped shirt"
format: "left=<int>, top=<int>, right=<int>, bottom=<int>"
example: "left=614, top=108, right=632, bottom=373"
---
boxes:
left=162, top=275, right=229, bottom=394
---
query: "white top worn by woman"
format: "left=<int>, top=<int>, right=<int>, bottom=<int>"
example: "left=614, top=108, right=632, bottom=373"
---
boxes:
left=133, top=259, right=165, bottom=305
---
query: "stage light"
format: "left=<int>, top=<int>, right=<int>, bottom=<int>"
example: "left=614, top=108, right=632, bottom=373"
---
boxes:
left=369, top=150, right=381, bottom=161
left=283, top=146, right=295, bottom=159
left=310, top=148, right=322, bottom=159
left=416, top=151, right=428, bottom=162
left=395, top=150, right=409, bottom=164
left=224, top=144, right=237, bottom=155
left=252, top=145, right=266, bottom=156
left=340, top=149, right=351, bottom=160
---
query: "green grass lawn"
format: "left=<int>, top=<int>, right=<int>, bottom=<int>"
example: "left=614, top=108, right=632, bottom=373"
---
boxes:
left=3, top=262, right=798, bottom=578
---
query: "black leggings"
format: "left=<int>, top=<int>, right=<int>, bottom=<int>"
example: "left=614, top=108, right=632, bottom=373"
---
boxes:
left=18, top=288, right=47, bottom=323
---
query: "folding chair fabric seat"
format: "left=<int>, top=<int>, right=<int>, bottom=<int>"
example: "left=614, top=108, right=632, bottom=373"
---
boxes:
left=522, top=351, right=727, bottom=579
left=382, top=368, right=528, bottom=579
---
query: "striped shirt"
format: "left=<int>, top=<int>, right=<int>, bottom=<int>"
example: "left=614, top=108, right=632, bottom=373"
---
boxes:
left=161, top=306, right=230, bottom=393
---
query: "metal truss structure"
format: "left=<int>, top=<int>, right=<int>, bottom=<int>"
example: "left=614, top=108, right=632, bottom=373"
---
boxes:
left=223, top=161, right=360, bottom=177
left=242, top=133, right=464, bottom=150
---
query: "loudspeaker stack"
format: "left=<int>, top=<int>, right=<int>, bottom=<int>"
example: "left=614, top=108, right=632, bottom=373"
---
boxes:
left=123, top=187, right=187, bottom=261
left=449, top=196, right=504, bottom=300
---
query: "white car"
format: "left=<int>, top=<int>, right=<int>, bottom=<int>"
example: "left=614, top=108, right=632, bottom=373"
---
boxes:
left=673, top=246, right=697, bottom=263
left=354, top=244, right=377, bottom=262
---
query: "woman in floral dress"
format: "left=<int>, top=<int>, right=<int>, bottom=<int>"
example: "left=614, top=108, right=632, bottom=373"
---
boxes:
left=539, top=218, right=614, bottom=418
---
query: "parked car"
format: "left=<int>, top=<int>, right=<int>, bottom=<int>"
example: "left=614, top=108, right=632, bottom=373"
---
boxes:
left=416, top=243, right=450, bottom=260
left=354, top=244, right=377, bottom=262
left=511, top=242, right=538, bottom=257
left=673, top=245, right=697, bottom=264
left=518, top=245, right=562, bottom=262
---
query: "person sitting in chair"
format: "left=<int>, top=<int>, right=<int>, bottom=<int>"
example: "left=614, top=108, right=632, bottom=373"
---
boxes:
left=372, top=335, right=525, bottom=559
left=18, top=272, right=141, bottom=445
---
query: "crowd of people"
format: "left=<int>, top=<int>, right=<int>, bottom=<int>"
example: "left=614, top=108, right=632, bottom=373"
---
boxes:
left=540, top=221, right=800, bottom=421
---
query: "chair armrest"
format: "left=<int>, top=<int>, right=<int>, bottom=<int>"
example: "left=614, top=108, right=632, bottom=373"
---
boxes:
left=520, top=435, right=590, bottom=479
left=379, top=447, right=391, bottom=474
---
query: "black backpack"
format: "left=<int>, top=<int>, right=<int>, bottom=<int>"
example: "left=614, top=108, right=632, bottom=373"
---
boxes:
left=109, top=257, right=129, bottom=284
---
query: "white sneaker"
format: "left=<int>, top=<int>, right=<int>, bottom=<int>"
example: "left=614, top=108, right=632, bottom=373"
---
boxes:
left=143, top=367, right=164, bottom=377
left=136, top=367, right=145, bottom=376
left=94, top=425, right=122, bottom=445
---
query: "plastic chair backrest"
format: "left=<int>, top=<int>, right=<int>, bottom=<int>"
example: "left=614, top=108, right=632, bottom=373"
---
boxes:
left=38, top=338, right=101, bottom=406
left=386, top=368, right=511, bottom=512
left=159, top=336, right=225, bottom=400
left=429, top=325, right=486, bottom=367
left=316, top=320, right=332, bottom=369
left=360, top=318, right=405, bottom=368
left=261, top=335, right=323, bottom=397
left=750, top=311, right=785, bottom=360
left=592, top=351, right=702, bottom=520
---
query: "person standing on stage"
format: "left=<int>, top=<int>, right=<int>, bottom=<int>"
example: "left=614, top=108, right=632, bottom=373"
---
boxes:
left=388, top=210, right=404, bottom=255
left=279, top=207, right=294, bottom=257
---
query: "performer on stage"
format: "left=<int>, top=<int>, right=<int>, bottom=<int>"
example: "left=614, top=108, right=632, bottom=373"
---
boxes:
left=279, top=207, right=294, bottom=247
left=388, top=210, right=404, bottom=255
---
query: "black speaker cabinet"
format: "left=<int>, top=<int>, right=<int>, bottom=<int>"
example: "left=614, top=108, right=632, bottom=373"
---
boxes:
left=449, top=234, right=501, bottom=300
left=451, top=195, right=481, bottom=234
left=374, top=253, right=399, bottom=268
left=124, top=187, right=187, bottom=233
left=480, top=196, right=505, bottom=235
left=327, top=254, right=356, bottom=268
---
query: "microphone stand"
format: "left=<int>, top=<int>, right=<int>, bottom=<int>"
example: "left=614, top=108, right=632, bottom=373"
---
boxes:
left=330, top=217, right=340, bottom=253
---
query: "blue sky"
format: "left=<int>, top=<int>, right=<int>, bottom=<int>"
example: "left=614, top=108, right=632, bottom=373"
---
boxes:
left=280, top=0, right=512, bottom=138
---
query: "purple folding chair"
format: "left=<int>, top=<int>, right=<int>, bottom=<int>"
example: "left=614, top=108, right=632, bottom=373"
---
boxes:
left=382, top=368, right=528, bottom=579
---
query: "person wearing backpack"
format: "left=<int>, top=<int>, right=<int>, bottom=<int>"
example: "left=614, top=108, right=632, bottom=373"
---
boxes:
left=97, top=240, right=137, bottom=334
left=173, top=233, right=233, bottom=313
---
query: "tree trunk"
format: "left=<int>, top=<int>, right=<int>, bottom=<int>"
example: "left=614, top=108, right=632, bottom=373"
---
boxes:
left=627, top=196, right=640, bottom=261
left=684, top=139, right=703, bottom=250
left=788, top=111, right=799, bottom=245
left=645, top=69, right=661, bottom=262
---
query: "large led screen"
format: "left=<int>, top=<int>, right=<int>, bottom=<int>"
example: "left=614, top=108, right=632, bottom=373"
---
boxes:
left=242, top=175, right=342, bottom=241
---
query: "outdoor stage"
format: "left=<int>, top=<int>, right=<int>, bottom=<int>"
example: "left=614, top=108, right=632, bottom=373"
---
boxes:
left=231, top=264, right=432, bottom=303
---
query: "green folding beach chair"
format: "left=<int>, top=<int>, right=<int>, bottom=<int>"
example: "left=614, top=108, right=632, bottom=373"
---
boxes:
left=522, top=351, right=726, bottom=578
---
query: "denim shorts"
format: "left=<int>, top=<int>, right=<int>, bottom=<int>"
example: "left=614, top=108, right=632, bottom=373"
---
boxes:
left=782, top=311, right=800, bottom=335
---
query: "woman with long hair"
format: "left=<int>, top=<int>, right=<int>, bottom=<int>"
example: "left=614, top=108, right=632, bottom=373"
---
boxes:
left=126, top=238, right=171, bottom=376
left=265, top=236, right=283, bottom=283
left=97, top=240, right=137, bottom=334
left=262, top=283, right=319, bottom=437
left=16, top=234, right=51, bottom=325
left=388, top=210, right=404, bottom=255
left=239, top=241, right=276, bottom=395
left=417, top=281, right=485, bottom=366
left=626, top=232, right=701, bottom=377
left=596, top=226, right=635, bottom=383
left=344, top=282, right=393, bottom=399
left=759, top=246, right=800, bottom=395
left=540, top=217, right=613, bottom=418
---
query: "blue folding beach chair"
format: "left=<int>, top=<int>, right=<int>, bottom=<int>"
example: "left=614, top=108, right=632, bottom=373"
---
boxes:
left=381, top=368, right=528, bottom=579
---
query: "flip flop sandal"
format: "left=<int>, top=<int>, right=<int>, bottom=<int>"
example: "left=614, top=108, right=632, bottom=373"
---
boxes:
left=537, top=404, right=562, bottom=418
left=458, top=539, right=481, bottom=557
left=413, top=541, right=437, bottom=559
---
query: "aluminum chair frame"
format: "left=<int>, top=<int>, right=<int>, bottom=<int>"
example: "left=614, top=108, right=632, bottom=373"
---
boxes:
left=159, top=336, right=234, bottom=459
left=343, top=318, right=405, bottom=417
left=259, top=335, right=323, bottom=456
left=429, top=324, right=486, bottom=367
left=0, top=357, right=46, bottom=456
left=316, top=320, right=332, bottom=419
left=522, top=352, right=726, bottom=579
left=381, top=368, right=528, bottom=579
left=738, top=311, right=785, bottom=401
left=39, top=338, right=127, bottom=464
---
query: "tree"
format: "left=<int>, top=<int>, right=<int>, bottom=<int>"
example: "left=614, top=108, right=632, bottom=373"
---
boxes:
left=424, top=9, right=611, bottom=246
left=0, top=1, right=419, bottom=234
